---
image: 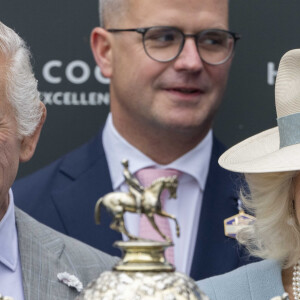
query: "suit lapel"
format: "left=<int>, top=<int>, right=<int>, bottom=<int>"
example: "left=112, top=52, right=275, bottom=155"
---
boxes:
left=51, top=131, right=121, bottom=255
left=190, top=137, right=241, bottom=280
left=16, top=208, right=79, bottom=300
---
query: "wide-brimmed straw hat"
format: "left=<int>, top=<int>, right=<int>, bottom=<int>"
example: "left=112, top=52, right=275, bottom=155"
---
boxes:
left=219, top=49, right=300, bottom=173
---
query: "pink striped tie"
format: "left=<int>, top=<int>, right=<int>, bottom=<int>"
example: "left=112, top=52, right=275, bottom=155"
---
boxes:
left=136, top=168, right=181, bottom=264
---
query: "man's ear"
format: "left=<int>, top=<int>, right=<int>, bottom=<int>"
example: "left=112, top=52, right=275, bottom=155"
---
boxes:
left=19, top=102, right=46, bottom=162
left=91, top=27, right=113, bottom=78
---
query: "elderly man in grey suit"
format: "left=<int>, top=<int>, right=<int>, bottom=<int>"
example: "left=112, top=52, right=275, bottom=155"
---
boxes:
left=0, top=22, right=117, bottom=299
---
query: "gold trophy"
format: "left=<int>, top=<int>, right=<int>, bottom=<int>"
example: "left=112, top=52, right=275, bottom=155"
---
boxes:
left=77, top=160, right=209, bottom=300
left=0, top=295, right=13, bottom=300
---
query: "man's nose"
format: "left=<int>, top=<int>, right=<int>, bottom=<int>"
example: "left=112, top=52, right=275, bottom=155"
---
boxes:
left=173, top=38, right=204, bottom=72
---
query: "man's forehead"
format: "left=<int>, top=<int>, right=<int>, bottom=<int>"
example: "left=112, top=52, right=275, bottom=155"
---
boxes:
left=123, top=0, right=228, bottom=28
left=127, top=0, right=228, bottom=10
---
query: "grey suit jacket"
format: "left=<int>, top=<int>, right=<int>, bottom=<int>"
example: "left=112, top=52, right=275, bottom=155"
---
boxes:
left=15, top=208, right=118, bottom=300
left=197, top=260, right=285, bottom=300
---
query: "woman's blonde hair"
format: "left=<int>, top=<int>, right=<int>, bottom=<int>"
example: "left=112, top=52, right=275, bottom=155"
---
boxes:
left=238, top=171, right=300, bottom=268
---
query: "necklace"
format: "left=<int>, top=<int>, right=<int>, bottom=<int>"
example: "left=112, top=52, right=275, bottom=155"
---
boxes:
left=293, top=260, right=300, bottom=299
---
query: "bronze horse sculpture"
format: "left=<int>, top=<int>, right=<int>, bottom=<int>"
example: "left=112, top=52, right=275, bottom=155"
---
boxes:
left=95, top=176, right=180, bottom=242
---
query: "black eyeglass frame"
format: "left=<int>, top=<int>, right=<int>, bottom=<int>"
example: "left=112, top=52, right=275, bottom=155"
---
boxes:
left=107, top=26, right=242, bottom=65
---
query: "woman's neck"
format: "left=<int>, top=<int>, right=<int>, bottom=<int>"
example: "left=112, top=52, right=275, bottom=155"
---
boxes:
left=282, top=266, right=293, bottom=299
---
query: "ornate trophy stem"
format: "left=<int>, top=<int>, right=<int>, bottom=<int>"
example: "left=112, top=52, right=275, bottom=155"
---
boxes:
left=114, top=240, right=174, bottom=272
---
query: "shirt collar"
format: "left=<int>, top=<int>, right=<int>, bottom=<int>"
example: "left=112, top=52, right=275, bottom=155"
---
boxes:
left=0, top=189, right=18, bottom=271
left=103, top=113, right=212, bottom=191
left=165, top=131, right=212, bottom=191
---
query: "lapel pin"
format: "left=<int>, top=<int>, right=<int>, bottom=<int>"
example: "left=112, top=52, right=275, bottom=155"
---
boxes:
left=224, top=199, right=256, bottom=239
left=57, top=272, right=83, bottom=292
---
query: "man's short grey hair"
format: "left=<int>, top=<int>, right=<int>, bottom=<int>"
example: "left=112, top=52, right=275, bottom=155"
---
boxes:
left=99, top=0, right=126, bottom=28
left=0, top=22, right=43, bottom=137
left=238, top=171, right=300, bottom=268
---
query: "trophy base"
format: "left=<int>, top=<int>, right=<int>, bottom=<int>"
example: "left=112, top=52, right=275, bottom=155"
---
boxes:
left=77, top=271, right=208, bottom=300
left=113, top=240, right=175, bottom=272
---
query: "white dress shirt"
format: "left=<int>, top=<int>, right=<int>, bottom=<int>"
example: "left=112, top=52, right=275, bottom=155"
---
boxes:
left=103, top=113, right=212, bottom=275
left=0, top=189, right=25, bottom=300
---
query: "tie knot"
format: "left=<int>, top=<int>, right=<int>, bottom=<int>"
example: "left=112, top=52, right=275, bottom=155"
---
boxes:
left=136, top=168, right=181, bottom=188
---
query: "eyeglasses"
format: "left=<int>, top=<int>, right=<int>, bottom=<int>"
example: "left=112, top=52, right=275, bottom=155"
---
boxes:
left=107, top=26, right=241, bottom=65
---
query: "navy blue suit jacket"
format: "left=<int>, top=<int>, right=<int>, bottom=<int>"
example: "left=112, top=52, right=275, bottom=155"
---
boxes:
left=13, top=129, right=254, bottom=280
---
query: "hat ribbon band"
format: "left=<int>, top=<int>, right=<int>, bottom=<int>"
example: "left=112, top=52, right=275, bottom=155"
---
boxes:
left=277, top=112, right=300, bottom=148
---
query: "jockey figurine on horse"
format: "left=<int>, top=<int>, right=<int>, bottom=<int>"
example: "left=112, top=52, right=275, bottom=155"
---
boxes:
left=95, top=160, right=180, bottom=242
left=121, top=159, right=144, bottom=214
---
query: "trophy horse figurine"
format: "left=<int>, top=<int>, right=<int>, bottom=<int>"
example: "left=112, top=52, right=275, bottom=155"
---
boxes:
left=94, top=159, right=180, bottom=243
left=77, top=160, right=209, bottom=300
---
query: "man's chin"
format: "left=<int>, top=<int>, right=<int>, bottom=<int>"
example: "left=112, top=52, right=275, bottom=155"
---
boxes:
left=159, top=120, right=205, bottom=134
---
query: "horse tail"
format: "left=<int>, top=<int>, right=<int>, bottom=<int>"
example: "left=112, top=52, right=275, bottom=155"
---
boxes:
left=94, top=197, right=103, bottom=224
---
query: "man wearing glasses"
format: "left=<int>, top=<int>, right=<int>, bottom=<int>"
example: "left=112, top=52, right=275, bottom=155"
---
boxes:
left=14, top=0, right=254, bottom=280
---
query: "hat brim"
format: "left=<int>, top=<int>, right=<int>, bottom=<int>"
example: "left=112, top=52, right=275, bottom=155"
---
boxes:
left=219, top=127, right=300, bottom=173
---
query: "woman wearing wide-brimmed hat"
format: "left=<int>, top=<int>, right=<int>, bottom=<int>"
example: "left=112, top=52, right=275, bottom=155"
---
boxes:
left=197, top=49, right=300, bottom=300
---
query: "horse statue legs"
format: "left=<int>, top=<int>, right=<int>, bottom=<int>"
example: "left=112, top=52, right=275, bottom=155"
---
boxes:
left=95, top=195, right=139, bottom=240
left=144, top=210, right=180, bottom=243
left=144, top=212, right=172, bottom=243
left=111, top=213, right=138, bottom=240
left=156, top=210, right=180, bottom=237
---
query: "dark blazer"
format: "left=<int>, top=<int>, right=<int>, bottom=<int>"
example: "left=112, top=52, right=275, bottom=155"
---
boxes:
left=13, top=129, right=254, bottom=280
